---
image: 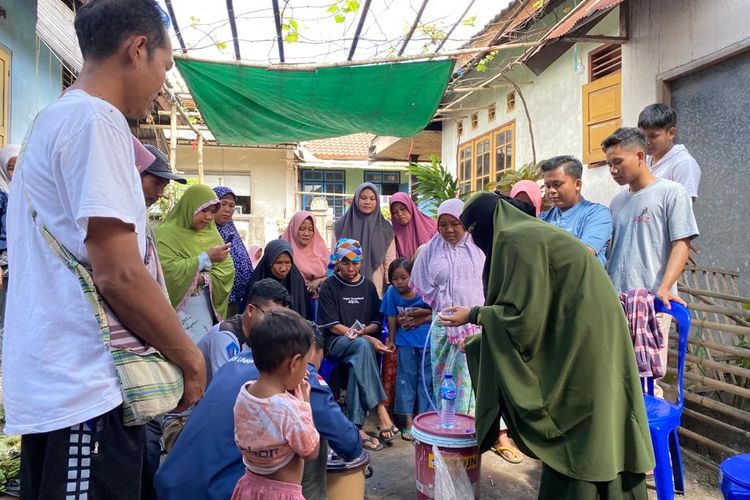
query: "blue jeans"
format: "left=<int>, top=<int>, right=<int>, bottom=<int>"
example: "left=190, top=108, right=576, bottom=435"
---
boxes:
left=395, top=346, right=433, bottom=417
left=327, top=336, right=387, bottom=426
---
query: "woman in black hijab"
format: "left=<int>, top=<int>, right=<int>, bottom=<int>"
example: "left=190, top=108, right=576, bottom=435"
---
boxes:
left=244, top=239, right=311, bottom=320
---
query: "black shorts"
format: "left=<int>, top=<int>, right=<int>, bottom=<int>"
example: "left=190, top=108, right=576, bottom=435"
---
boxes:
left=20, top=405, right=145, bottom=500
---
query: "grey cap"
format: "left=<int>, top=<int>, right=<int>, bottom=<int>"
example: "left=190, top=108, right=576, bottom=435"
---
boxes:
left=143, top=145, right=187, bottom=184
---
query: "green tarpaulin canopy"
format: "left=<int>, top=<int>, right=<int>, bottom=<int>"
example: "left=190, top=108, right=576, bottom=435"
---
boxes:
left=174, top=57, right=454, bottom=146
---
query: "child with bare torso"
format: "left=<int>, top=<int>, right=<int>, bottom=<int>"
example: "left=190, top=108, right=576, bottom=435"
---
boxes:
left=232, top=309, right=320, bottom=499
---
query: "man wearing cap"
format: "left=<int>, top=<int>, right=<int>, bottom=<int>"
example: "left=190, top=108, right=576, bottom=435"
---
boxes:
left=134, top=140, right=188, bottom=499
left=140, top=144, right=187, bottom=207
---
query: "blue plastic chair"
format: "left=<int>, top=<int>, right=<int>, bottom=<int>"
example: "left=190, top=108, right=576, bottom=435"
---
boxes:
left=643, top=299, right=691, bottom=500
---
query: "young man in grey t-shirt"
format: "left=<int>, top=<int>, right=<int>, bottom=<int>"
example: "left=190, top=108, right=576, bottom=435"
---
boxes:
left=603, top=127, right=699, bottom=307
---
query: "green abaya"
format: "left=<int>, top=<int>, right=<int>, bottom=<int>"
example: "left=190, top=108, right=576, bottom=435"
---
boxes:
left=462, top=192, right=653, bottom=498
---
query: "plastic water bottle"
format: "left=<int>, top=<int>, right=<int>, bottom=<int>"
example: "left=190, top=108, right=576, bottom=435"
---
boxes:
left=440, top=374, right=457, bottom=429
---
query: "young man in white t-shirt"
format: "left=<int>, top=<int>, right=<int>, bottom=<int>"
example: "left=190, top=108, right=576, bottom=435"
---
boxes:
left=4, top=1, right=205, bottom=497
left=638, top=103, right=702, bottom=202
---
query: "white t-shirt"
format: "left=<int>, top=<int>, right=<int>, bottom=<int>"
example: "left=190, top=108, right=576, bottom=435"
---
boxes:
left=3, top=90, right=147, bottom=434
left=647, top=144, right=701, bottom=199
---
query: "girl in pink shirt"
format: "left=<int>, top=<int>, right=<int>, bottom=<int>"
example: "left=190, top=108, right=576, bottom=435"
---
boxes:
left=232, top=309, right=320, bottom=500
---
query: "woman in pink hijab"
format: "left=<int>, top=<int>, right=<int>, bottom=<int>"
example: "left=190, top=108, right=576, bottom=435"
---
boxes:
left=509, top=180, right=543, bottom=216
left=248, top=244, right=262, bottom=269
left=389, top=192, right=437, bottom=258
left=281, top=211, right=330, bottom=298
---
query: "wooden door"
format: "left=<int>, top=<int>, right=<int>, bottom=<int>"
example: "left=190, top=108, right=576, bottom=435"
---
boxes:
left=0, top=47, right=9, bottom=147
left=582, top=71, right=621, bottom=164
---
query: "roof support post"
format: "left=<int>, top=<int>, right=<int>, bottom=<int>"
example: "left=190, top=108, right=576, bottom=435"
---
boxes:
left=271, top=0, right=285, bottom=63
left=347, top=0, right=373, bottom=61
left=164, top=0, right=188, bottom=53
left=434, top=0, right=475, bottom=53
left=226, top=0, right=241, bottom=60
left=398, top=0, right=429, bottom=56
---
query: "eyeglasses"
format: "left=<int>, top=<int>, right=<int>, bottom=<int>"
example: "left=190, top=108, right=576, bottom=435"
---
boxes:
left=250, top=303, right=268, bottom=314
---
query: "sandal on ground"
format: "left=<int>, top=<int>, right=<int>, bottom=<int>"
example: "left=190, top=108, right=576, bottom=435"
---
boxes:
left=361, top=435, right=384, bottom=452
left=491, top=445, right=524, bottom=464
left=401, top=428, right=414, bottom=441
left=378, top=425, right=400, bottom=443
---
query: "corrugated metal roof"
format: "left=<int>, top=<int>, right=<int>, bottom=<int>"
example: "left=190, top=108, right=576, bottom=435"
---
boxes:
left=455, top=0, right=549, bottom=68
left=545, top=0, right=623, bottom=40
left=36, top=0, right=83, bottom=73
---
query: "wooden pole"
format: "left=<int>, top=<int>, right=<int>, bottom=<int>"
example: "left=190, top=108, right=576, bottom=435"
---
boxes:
left=682, top=407, right=750, bottom=440
left=347, top=0, right=373, bottom=61
left=197, top=135, right=204, bottom=183
left=691, top=319, right=750, bottom=336
left=677, top=350, right=750, bottom=379
left=679, top=335, right=750, bottom=359
left=667, top=367, right=750, bottom=400
left=678, top=427, right=739, bottom=457
left=169, top=102, right=177, bottom=171
left=434, top=0, right=476, bottom=53
left=172, top=41, right=538, bottom=70
left=164, top=0, right=188, bottom=54
left=398, top=0, right=429, bottom=56
left=226, top=0, right=241, bottom=61
left=439, top=0, right=594, bottom=112
left=679, top=285, right=750, bottom=305
left=678, top=387, right=750, bottom=424
left=681, top=448, right=719, bottom=472
left=271, top=0, right=285, bottom=63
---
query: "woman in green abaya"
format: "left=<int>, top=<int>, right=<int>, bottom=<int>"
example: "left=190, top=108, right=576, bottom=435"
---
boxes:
left=157, top=184, right=235, bottom=343
left=441, top=192, right=654, bottom=500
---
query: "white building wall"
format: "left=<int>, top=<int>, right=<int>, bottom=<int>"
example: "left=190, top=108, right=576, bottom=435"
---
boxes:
left=176, top=145, right=294, bottom=246
left=442, top=11, right=622, bottom=205
left=176, top=144, right=293, bottom=220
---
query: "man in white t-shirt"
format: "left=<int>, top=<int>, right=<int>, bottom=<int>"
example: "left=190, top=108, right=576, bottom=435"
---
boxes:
left=638, top=103, right=702, bottom=201
left=3, top=1, right=205, bottom=497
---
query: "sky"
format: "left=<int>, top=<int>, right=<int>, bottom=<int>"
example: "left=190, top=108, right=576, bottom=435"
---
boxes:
left=159, top=0, right=513, bottom=66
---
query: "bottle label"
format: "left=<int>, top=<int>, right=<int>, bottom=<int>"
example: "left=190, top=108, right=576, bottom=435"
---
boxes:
left=440, top=388, right=456, bottom=400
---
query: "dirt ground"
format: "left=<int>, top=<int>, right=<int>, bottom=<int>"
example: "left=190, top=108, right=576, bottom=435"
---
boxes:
left=362, top=424, right=723, bottom=499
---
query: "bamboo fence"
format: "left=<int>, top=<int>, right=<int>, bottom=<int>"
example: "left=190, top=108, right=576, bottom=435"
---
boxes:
left=659, top=265, right=750, bottom=471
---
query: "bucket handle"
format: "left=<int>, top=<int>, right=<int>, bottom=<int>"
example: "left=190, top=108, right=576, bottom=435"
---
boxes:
left=364, top=465, right=373, bottom=479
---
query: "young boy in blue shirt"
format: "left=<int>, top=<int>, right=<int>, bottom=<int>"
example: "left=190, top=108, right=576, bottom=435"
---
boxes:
left=381, top=258, right=433, bottom=440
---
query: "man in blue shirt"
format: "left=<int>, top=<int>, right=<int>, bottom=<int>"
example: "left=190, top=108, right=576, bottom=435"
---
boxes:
left=154, top=309, right=362, bottom=500
left=540, top=155, right=612, bottom=265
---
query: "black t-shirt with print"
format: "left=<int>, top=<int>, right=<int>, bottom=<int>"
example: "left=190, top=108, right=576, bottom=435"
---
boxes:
left=317, top=273, right=381, bottom=350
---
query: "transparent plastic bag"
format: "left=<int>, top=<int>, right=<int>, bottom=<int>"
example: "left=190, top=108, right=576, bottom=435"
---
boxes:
left=433, top=445, right=474, bottom=500
left=346, top=320, right=365, bottom=339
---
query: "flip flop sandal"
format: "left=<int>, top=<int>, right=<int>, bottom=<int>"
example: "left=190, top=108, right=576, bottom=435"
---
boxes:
left=362, top=435, right=384, bottom=452
left=401, top=428, right=414, bottom=442
left=492, top=446, right=524, bottom=464
left=378, top=425, right=401, bottom=443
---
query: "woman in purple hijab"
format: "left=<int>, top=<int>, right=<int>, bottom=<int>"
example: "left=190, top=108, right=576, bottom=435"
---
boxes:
left=213, top=186, right=253, bottom=315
